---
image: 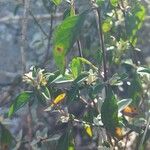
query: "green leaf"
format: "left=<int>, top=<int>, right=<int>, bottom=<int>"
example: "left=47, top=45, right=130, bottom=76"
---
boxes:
left=70, top=57, right=82, bottom=78
left=0, top=123, right=14, bottom=148
left=77, top=57, right=98, bottom=71
left=128, top=74, right=142, bottom=106
left=53, top=12, right=87, bottom=74
left=8, top=91, right=32, bottom=117
left=137, top=67, right=150, bottom=74
left=35, top=88, right=49, bottom=106
left=110, top=0, right=118, bottom=7
left=125, top=2, right=145, bottom=45
left=40, top=86, right=51, bottom=100
left=67, top=72, right=89, bottom=102
left=67, top=84, right=79, bottom=102
left=73, top=72, right=89, bottom=84
left=52, top=0, right=62, bottom=5
left=90, top=83, right=104, bottom=98
left=63, top=8, right=72, bottom=19
left=101, top=87, right=119, bottom=135
left=118, top=99, right=132, bottom=112
left=56, top=131, right=70, bottom=150
left=102, top=19, right=113, bottom=33
left=96, top=0, right=104, bottom=6
left=46, top=70, right=60, bottom=84
left=109, top=73, right=128, bottom=86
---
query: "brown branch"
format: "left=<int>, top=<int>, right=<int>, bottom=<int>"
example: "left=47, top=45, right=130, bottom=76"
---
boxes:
left=20, top=0, right=30, bottom=72
left=21, top=1, right=33, bottom=149
left=41, top=7, right=56, bottom=67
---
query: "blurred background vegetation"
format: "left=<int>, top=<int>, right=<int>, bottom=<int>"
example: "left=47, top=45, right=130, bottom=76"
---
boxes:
left=0, top=0, right=150, bottom=150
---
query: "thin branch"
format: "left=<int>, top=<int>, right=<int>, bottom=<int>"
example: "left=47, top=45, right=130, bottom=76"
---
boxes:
left=41, top=7, right=56, bottom=67
left=96, top=8, right=107, bottom=83
left=21, top=1, right=33, bottom=149
left=29, top=10, right=49, bottom=38
left=77, top=40, right=83, bottom=58
left=138, top=116, right=150, bottom=150
left=20, top=0, right=30, bottom=73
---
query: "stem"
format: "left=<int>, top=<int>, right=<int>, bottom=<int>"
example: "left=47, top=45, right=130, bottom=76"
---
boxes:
left=138, top=116, right=150, bottom=150
left=96, top=8, right=107, bottom=83
left=77, top=39, right=83, bottom=57
left=21, top=0, right=31, bottom=73
left=41, top=7, right=56, bottom=67
left=29, top=10, right=49, bottom=38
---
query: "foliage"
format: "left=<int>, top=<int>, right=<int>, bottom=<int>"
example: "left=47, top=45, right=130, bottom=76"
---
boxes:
left=1, top=0, right=150, bottom=149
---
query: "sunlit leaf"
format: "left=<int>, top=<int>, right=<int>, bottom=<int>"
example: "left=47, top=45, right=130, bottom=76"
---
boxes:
left=52, top=0, right=62, bottom=5
left=125, top=2, right=145, bottom=45
left=102, top=19, right=113, bottom=32
left=110, top=0, right=118, bottom=7
left=70, top=57, right=82, bottom=78
left=84, top=124, right=93, bottom=137
left=53, top=12, right=87, bottom=73
left=44, top=93, right=66, bottom=111
left=118, top=99, right=132, bottom=112
left=8, top=91, right=32, bottom=117
left=77, top=57, right=98, bottom=71
left=52, top=93, right=66, bottom=106
left=137, top=67, right=150, bottom=74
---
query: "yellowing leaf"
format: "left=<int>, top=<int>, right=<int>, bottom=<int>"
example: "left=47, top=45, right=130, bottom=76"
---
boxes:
left=114, top=127, right=123, bottom=139
left=84, top=124, right=93, bottom=137
left=44, top=93, right=66, bottom=112
left=51, top=93, right=66, bottom=107
left=121, top=106, right=138, bottom=118
left=53, top=12, right=87, bottom=74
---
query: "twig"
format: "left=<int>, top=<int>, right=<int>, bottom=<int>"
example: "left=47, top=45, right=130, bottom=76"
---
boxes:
left=92, top=5, right=108, bottom=96
left=41, top=7, right=56, bottom=67
left=72, top=0, right=84, bottom=70
left=29, top=10, right=49, bottom=38
left=77, top=40, right=83, bottom=58
left=72, top=118, right=103, bottom=128
left=96, top=8, right=107, bottom=83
